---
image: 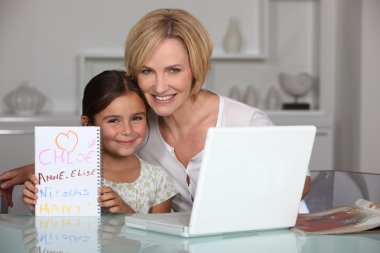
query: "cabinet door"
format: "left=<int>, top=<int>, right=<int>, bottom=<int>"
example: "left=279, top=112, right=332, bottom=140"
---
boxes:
left=309, top=128, right=333, bottom=171
left=0, top=133, right=34, bottom=214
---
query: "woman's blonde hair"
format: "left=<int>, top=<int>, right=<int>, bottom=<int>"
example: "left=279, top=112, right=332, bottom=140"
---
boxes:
left=125, top=8, right=213, bottom=99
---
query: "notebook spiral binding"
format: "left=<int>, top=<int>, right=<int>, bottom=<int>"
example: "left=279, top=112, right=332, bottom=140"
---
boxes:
left=97, top=127, right=103, bottom=216
left=96, top=127, right=102, bottom=252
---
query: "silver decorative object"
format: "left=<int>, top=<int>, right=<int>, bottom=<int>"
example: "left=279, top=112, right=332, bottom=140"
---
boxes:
left=279, top=72, right=313, bottom=110
left=4, top=82, right=46, bottom=115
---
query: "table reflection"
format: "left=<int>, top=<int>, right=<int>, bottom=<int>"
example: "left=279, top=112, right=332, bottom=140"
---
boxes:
left=0, top=214, right=379, bottom=253
left=121, top=226, right=302, bottom=253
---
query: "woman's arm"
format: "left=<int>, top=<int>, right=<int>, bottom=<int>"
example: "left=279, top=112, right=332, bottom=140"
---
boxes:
left=0, top=164, right=35, bottom=189
left=0, top=164, right=35, bottom=207
left=302, top=176, right=311, bottom=200
left=150, top=198, right=173, bottom=213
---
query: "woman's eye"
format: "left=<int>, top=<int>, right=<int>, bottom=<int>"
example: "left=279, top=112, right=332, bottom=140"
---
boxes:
left=170, top=68, right=180, bottom=73
left=141, top=68, right=152, bottom=75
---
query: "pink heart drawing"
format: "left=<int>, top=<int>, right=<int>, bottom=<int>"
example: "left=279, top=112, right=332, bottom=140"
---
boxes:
left=55, top=130, right=79, bottom=152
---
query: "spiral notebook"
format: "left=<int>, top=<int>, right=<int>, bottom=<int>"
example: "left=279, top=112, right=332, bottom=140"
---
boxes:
left=34, top=126, right=101, bottom=216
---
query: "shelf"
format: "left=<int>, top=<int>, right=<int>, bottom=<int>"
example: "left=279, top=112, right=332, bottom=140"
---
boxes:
left=0, top=114, right=80, bottom=134
left=0, top=113, right=79, bottom=122
left=79, top=49, right=267, bottom=61
left=267, top=110, right=332, bottom=127
left=211, top=52, right=267, bottom=61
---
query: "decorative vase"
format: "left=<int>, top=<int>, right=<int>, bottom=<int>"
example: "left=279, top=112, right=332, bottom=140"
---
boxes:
left=244, top=86, right=257, bottom=107
left=223, top=17, right=242, bottom=54
left=228, top=86, right=242, bottom=101
left=4, top=82, right=46, bottom=115
left=265, top=86, right=281, bottom=110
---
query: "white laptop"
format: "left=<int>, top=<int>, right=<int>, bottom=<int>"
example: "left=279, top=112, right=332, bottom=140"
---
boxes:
left=125, top=126, right=316, bottom=237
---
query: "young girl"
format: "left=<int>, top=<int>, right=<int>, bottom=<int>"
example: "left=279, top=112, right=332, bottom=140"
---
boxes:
left=22, top=70, right=177, bottom=214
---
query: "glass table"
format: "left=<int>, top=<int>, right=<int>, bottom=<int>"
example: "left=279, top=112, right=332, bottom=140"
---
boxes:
left=0, top=214, right=379, bottom=253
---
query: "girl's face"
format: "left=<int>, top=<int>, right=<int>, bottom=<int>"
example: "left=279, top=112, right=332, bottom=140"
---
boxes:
left=137, top=38, right=193, bottom=117
left=93, top=92, right=147, bottom=158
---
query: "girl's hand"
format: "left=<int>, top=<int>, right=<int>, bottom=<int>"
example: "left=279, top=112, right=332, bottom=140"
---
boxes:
left=22, top=174, right=38, bottom=212
left=99, top=187, right=135, bottom=214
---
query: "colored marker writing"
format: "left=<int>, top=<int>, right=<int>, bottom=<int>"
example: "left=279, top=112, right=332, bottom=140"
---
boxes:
left=38, top=149, right=95, bottom=165
left=38, top=202, right=82, bottom=215
left=39, top=186, right=90, bottom=199
left=38, top=168, right=97, bottom=183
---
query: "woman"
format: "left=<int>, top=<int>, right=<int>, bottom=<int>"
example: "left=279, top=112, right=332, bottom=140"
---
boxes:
left=0, top=8, right=311, bottom=211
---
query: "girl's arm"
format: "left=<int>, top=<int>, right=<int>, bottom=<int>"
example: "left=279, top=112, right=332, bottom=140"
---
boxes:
left=99, top=186, right=136, bottom=214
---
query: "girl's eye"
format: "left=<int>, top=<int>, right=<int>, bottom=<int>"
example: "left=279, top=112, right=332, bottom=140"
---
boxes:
left=107, top=118, right=119, bottom=124
left=132, top=115, right=144, bottom=122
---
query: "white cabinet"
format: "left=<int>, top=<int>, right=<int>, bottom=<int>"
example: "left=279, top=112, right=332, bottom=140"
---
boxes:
left=0, top=133, right=34, bottom=214
left=0, top=115, right=78, bottom=213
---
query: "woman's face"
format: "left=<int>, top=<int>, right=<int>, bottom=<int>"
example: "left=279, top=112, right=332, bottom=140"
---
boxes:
left=137, top=38, right=193, bottom=117
left=93, top=92, right=147, bottom=158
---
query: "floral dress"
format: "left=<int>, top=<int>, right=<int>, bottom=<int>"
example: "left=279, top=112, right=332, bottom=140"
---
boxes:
left=102, top=157, right=177, bottom=214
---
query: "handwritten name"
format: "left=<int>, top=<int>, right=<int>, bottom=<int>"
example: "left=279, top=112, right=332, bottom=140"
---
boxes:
left=38, top=149, right=95, bottom=165
left=38, top=168, right=96, bottom=183
left=39, top=186, right=90, bottom=199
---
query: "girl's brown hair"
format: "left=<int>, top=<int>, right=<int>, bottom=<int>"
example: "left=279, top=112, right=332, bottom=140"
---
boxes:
left=82, top=70, right=146, bottom=125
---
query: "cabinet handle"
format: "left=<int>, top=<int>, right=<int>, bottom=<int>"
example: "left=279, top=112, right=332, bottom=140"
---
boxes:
left=0, top=129, right=34, bottom=135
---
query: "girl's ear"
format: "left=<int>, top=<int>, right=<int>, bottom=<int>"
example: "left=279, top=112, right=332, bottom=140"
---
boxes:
left=81, top=116, right=90, bottom=126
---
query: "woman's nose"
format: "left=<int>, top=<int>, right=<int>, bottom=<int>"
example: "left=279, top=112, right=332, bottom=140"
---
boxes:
left=154, top=74, right=169, bottom=94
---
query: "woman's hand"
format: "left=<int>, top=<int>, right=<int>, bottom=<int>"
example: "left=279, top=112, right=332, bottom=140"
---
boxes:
left=0, top=186, right=13, bottom=208
left=0, top=164, right=35, bottom=207
left=99, top=187, right=135, bottom=214
left=22, top=174, right=39, bottom=212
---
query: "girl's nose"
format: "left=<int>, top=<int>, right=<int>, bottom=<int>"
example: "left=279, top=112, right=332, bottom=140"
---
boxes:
left=121, top=122, right=132, bottom=135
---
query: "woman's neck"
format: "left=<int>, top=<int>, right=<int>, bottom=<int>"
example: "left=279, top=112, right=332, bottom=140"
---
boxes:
left=158, top=90, right=217, bottom=135
left=157, top=90, right=219, bottom=167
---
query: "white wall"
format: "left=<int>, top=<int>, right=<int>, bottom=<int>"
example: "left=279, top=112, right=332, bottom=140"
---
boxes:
left=0, top=0, right=160, bottom=113
left=0, top=0, right=320, bottom=115
left=1, top=0, right=379, bottom=173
